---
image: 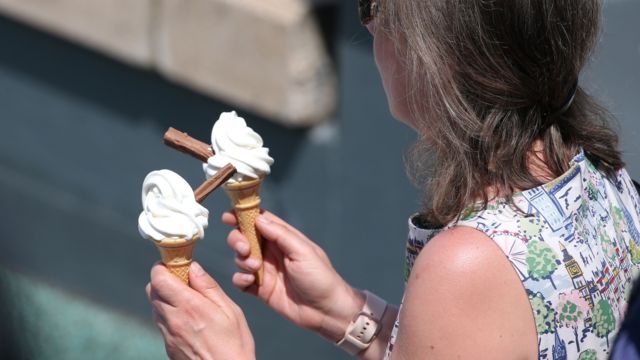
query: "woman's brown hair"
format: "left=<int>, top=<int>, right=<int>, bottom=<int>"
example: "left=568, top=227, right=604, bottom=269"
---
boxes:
left=379, top=0, right=623, bottom=224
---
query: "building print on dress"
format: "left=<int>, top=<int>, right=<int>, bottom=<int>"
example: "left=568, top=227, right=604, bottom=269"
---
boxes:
left=558, top=237, right=621, bottom=353
left=620, top=204, right=640, bottom=247
left=560, top=242, right=598, bottom=331
left=592, top=258, right=628, bottom=318
left=561, top=243, right=595, bottom=308
left=552, top=331, right=568, bottom=360
left=560, top=238, right=634, bottom=333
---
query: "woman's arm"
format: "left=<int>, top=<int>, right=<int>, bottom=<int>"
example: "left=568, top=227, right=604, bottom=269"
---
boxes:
left=390, top=226, right=538, bottom=360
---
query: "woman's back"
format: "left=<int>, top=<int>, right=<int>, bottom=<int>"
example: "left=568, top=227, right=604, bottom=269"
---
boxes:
left=455, top=151, right=639, bottom=358
left=387, top=151, right=640, bottom=359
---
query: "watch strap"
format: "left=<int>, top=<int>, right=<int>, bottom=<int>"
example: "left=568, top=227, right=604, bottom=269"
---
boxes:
left=336, top=290, right=387, bottom=355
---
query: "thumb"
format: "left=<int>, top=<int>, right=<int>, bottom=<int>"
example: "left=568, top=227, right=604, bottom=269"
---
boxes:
left=189, top=261, right=230, bottom=306
left=256, top=215, right=308, bottom=259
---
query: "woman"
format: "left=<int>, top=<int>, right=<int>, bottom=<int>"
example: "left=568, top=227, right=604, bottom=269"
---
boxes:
left=147, top=1, right=640, bottom=359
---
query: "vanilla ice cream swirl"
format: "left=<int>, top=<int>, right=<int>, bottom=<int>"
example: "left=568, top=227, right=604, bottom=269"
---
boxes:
left=203, top=111, right=274, bottom=183
left=138, top=170, right=209, bottom=241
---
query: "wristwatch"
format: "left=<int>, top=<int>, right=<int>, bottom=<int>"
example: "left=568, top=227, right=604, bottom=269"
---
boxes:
left=336, top=290, right=388, bottom=355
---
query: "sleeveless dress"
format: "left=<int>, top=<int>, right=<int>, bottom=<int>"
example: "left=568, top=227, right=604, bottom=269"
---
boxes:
left=384, top=150, right=640, bottom=360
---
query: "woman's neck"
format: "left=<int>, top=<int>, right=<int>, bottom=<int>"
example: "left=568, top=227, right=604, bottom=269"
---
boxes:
left=483, top=140, right=557, bottom=199
left=527, top=139, right=556, bottom=184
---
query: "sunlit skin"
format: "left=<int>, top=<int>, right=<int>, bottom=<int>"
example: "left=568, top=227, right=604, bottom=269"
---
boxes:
left=147, top=10, right=546, bottom=360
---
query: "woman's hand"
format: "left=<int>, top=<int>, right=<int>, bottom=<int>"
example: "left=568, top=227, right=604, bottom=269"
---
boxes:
left=223, top=211, right=365, bottom=342
left=146, top=262, right=255, bottom=360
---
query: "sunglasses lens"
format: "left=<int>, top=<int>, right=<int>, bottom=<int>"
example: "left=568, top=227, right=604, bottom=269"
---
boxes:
left=359, top=0, right=373, bottom=25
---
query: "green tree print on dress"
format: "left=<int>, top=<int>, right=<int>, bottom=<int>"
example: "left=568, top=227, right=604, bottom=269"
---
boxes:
left=529, top=292, right=557, bottom=335
left=612, top=206, right=626, bottom=236
left=586, top=181, right=598, bottom=201
left=527, top=240, right=560, bottom=289
left=598, top=224, right=618, bottom=263
left=593, top=299, right=615, bottom=347
left=577, top=349, right=598, bottom=360
left=557, top=290, right=589, bottom=353
left=519, top=217, right=543, bottom=238
left=612, top=206, right=624, bottom=224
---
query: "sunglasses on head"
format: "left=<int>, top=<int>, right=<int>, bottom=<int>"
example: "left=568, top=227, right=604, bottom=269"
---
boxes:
left=358, top=0, right=379, bottom=26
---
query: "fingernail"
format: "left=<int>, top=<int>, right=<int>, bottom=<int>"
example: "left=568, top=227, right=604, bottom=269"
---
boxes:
left=240, top=273, right=254, bottom=283
left=246, top=258, right=261, bottom=270
left=257, top=215, right=270, bottom=224
left=191, top=261, right=204, bottom=276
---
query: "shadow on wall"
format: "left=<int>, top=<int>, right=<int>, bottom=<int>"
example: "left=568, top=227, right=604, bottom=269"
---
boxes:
left=0, top=14, right=313, bottom=184
left=0, top=276, right=27, bottom=360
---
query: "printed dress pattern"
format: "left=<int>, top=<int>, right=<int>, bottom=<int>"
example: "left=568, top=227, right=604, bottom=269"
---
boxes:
left=384, top=151, right=640, bottom=360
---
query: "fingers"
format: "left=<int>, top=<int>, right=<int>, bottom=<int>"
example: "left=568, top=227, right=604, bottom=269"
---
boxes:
left=148, top=280, right=175, bottom=321
left=234, top=255, right=262, bottom=273
left=259, top=212, right=325, bottom=255
left=228, top=229, right=260, bottom=274
left=225, top=210, right=314, bottom=252
left=188, top=262, right=232, bottom=306
left=260, top=211, right=308, bottom=239
left=255, top=214, right=308, bottom=259
left=232, top=272, right=256, bottom=290
left=227, top=229, right=251, bottom=257
left=223, top=210, right=298, bottom=236
left=232, top=272, right=259, bottom=297
left=221, top=211, right=238, bottom=226
left=152, top=309, right=170, bottom=337
left=150, top=263, right=194, bottom=307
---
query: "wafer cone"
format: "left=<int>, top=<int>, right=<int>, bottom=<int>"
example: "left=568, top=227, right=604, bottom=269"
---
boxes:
left=155, top=238, right=198, bottom=284
left=224, top=177, right=264, bottom=285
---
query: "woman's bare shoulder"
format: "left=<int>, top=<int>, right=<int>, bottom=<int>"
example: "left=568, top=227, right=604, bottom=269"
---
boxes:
left=391, top=226, right=538, bottom=360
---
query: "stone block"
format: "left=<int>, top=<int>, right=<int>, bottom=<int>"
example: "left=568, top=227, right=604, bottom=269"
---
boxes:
left=0, top=0, right=154, bottom=66
left=156, top=0, right=336, bottom=126
left=0, top=0, right=337, bottom=125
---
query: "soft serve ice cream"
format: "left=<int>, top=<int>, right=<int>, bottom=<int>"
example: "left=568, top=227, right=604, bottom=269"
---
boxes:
left=203, top=111, right=274, bottom=183
left=138, top=169, right=209, bottom=242
left=203, top=110, right=273, bottom=286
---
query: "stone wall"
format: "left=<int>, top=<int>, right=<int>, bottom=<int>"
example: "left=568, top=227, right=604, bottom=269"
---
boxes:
left=0, top=0, right=336, bottom=126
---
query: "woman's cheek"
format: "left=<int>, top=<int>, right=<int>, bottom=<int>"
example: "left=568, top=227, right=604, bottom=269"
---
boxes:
left=373, top=33, right=413, bottom=126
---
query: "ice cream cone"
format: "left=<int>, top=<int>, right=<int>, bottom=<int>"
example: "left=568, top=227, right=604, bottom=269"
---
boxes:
left=224, top=177, right=264, bottom=285
left=155, top=238, right=198, bottom=284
